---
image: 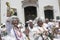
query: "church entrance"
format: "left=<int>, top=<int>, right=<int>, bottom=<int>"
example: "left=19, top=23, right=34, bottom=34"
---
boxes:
left=24, top=6, right=37, bottom=22
left=44, top=10, right=54, bottom=20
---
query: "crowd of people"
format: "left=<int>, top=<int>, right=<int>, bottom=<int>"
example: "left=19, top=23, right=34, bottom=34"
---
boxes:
left=0, top=16, right=60, bottom=40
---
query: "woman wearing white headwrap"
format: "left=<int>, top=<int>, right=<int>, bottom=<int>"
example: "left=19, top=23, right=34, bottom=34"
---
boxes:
left=33, top=17, right=51, bottom=40
left=2, top=16, right=26, bottom=40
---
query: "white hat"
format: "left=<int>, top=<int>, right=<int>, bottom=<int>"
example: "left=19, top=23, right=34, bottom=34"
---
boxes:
left=26, top=20, right=33, bottom=23
left=34, top=17, right=45, bottom=23
left=10, top=16, right=18, bottom=20
left=29, top=20, right=33, bottom=22
left=26, top=21, right=29, bottom=23
left=37, top=17, right=44, bottom=22
left=45, top=18, right=49, bottom=20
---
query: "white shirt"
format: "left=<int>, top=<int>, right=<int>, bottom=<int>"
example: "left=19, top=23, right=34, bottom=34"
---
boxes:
left=34, top=25, right=48, bottom=40
left=43, top=23, right=50, bottom=29
left=2, top=28, right=26, bottom=40
left=28, top=26, right=38, bottom=40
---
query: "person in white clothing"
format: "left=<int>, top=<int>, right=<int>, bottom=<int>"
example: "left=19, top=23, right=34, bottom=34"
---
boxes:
left=28, top=20, right=37, bottom=40
left=43, top=18, right=54, bottom=40
left=2, top=16, right=26, bottom=40
left=33, top=18, right=50, bottom=40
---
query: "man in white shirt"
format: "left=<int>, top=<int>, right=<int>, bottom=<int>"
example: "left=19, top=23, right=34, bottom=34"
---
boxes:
left=43, top=18, right=54, bottom=40
left=28, top=20, right=36, bottom=40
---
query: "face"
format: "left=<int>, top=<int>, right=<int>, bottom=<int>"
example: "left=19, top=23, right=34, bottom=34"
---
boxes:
left=29, top=22, right=33, bottom=28
left=45, top=18, right=49, bottom=23
left=12, top=19, right=19, bottom=27
left=45, top=20, right=49, bottom=23
left=37, top=21, right=43, bottom=27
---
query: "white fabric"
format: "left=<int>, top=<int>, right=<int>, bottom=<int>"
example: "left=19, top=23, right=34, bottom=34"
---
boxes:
left=43, top=23, right=50, bottom=29
left=2, top=28, right=26, bottom=40
left=5, top=17, right=13, bottom=34
left=38, top=36, right=42, bottom=40
left=5, top=22, right=12, bottom=34
left=28, top=27, right=38, bottom=40
left=33, top=25, right=48, bottom=40
left=18, top=24, right=25, bottom=32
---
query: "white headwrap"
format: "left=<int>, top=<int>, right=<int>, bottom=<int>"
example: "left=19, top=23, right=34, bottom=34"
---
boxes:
left=33, top=17, right=45, bottom=24
left=10, top=16, right=19, bottom=24
left=6, top=16, right=19, bottom=34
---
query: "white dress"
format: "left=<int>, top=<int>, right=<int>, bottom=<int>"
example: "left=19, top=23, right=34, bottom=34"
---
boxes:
left=33, top=25, right=42, bottom=40
left=5, top=21, right=12, bottom=34
left=34, top=25, right=48, bottom=40
left=28, top=27, right=38, bottom=40
left=2, top=28, right=26, bottom=40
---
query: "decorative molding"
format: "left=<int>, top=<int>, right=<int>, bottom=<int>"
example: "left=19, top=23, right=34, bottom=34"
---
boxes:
left=22, top=0, right=38, bottom=7
left=44, top=5, right=53, bottom=10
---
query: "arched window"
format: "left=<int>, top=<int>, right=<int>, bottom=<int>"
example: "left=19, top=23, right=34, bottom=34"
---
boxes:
left=22, top=0, right=38, bottom=22
left=24, top=6, right=37, bottom=22
left=44, top=5, right=54, bottom=20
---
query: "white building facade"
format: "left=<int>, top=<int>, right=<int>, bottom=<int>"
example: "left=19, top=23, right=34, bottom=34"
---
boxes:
left=1, top=0, right=60, bottom=24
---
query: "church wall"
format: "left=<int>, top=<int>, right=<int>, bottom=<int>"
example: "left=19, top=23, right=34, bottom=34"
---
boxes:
left=1, top=0, right=7, bottom=24
left=1, top=0, right=25, bottom=24
left=38, top=0, right=60, bottom=20
left=58, top=0, right=60, bottom=17
left=1, top=0, right=60, bottom=24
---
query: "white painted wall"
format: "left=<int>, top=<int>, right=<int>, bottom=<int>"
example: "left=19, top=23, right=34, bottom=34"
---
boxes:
left=38, top=0, right=60, bottom=20
left=1, top=0, right=60, bottom=24
left=58, top=0, right=60, bottom=16
left=1, top=0, right=25, bottom=24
